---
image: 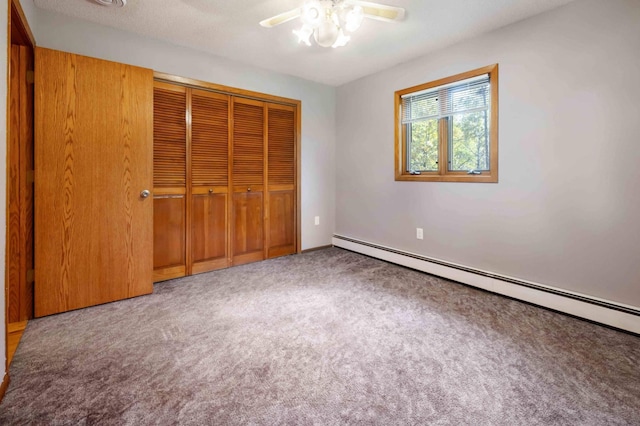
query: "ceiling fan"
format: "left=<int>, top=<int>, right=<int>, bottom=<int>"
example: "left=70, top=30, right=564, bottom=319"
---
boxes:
left=260, top=0, right=406, bottom=49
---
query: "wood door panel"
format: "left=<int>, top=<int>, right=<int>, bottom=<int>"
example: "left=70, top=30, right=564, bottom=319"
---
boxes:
left=154, top=85, right=186, bottom=187
left=153, top=195, right=186, bottom=271
left=233, top=99, right=264, bottom=187
left=267, top=105, right=295, bottom=186
left=232, top=98, right=265, bottom=265
left=266, top=103, right=296, bottom=258
left=192, top=193, right=227, bottom=265
left=35, top=48, right=153, bottom=317
left=191, top=90, right=229, bottom=186
left=153, top=265, right=186, bottom=282
left=268, top=190, right=295, bottom=258
left=232, top=192, right=264, bottom=259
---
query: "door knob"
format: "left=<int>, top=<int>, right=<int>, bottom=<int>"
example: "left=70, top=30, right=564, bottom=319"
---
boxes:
left=247, top=187, right=251, bottom=192
left=209, top=188, right=213, bottom=194
left=140, top=189, right=151, bottom=199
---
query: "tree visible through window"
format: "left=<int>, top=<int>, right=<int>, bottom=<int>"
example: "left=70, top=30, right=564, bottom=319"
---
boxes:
left=395, top=64, right=498, bottom=182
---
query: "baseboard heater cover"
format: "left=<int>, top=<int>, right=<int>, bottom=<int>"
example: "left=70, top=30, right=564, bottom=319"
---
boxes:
left=332, top=234, right=640, bottom=335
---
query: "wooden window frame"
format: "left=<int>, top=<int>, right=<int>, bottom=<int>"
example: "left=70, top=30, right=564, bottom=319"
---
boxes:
left=394, top=64, right=499, bottom=183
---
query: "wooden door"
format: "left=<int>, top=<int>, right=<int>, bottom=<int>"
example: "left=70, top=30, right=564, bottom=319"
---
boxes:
left=232, top=98, right=265, bottom=266
left=266, top=104, right=297, bottom=258
left=8, top=44, right=34, bottom=322
left=153, top=82, right=188, bottom=281
left=34, top=48, right=153, bottom=317
left=191, top=89, right=230, bottom=273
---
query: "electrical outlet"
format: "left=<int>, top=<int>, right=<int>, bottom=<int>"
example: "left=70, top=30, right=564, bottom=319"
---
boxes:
left=416, top=228, right=424, bottom=240
left=314, top=216, right=320, bottom=226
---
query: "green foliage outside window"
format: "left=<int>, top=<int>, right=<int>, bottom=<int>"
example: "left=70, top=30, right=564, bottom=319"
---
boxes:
left=395, top=64, right=498, bottom=182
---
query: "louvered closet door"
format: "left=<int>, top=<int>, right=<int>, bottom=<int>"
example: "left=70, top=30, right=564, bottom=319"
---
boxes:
left=191, top=89, right=230, bottom=274
left=232, top=98, right=265, bottom=266
left=153, top=82, right=187, bottom=281
left=266, top=103, right=297, bottom=258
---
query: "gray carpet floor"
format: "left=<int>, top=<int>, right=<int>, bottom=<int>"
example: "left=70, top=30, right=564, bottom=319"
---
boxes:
left=1, top=247, right=639, bottom=425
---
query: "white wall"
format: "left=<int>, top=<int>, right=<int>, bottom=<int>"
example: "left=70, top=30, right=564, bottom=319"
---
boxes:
left=26, top=5, right=336, bottom=251
left=1, top=0, right=8, bottom=385
left=336, top=0, right=640, bottom=307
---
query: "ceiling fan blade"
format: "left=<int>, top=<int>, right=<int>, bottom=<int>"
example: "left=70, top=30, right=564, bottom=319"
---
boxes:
left=354, top=1, right=405, bottom=23
left=259, top=8, right=301, bottom=28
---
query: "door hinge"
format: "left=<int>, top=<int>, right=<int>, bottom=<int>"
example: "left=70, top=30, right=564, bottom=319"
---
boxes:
left=26, top=269, right=35, bottom=283
left=26, top=70, right=34, bottom=84
left=27, top=170, right=34, bottom=184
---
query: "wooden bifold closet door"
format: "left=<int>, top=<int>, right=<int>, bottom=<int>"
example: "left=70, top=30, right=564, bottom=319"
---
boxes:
left=266, top=104, right=296, bottom=258
left=152, top=82, right=188, bottom=281
left=153, top=79, right=298, bottom=281
left=191, top=90, right=230, bottom=274
left=232, top=98, right=265, bottom=266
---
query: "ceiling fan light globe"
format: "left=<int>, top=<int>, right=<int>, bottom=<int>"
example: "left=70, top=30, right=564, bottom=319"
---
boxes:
left=345, top=5, right=364, bottom=32
left=293, top=25, right=313, bottom=46
left=314, top=20, right=340, bottom=47
left=331, top=29, right=351, bottom=48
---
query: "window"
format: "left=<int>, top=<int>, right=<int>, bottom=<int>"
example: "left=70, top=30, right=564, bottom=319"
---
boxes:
left=395, top=64, right=498, bottom=182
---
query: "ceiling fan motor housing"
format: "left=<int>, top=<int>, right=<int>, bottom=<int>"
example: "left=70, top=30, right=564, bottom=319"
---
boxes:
left=263, top=0, right=404, bottom=48
left=93, top=0, right=127, bottom=7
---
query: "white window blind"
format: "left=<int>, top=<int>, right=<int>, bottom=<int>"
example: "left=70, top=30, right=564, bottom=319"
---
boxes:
left=401, top=74, right=490, bottom=124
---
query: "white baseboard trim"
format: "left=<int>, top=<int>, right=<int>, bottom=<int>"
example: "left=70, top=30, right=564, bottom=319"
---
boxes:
left=332, top=235, right=640, bottom=335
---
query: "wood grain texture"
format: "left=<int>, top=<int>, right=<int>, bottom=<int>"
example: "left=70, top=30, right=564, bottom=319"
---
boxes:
left=8, top=44, right=34, bottom=322
left=191, top=194, right=227, bottom=266
left=191, top=90, right=229, bottom=186
left=154, top=72, right=301, bottom=107
left=34, top=48, right=154, bottom=317
left=8, top=45, right=22, bottom=322
left=268, top=190, right=295, bottom=258
left=232, top=192, right=264, bottom=262
left=154, top=85, right=187, bottom=187
left=153, top=265, right=186, bottom=283
left=150, top=77, right=300, bottom=276
left=7, top=321, right=27, bottom=366
left=153, top=81, right=188, bottom=280
left=10, top=1, right=34, bottom=47
left=20, top=45, right=34, bottom=321
left=232, top=98, right=265, bottom=264
left=233, top=98, right=264, bottom=186
left=267, top=105, right=295, bottom=186
left=266, top=104, right=296, bottom=258
left=0, top=373, right=9, bottom=404
left=153, top=195, right=186, bottom=270
left=189, top=89, right=229, bottom=274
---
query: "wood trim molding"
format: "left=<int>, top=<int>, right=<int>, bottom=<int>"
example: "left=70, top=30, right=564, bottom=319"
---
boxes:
left=6, top=0, right=11, bottom=376
left=11, top=1, right=35, bottom=48
left=295, top=100, right=302, bottom=254
left=7, top=0, right=36, bottom=375
left=6, top=0, right=12, bottom=375
left=0, top=373, right=9, bottom=403
left=154, top=72, right=302, bottom=108
left=301, top=244, right=333, bottom=254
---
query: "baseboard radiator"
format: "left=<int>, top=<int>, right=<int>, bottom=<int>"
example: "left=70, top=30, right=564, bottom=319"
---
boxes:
left=332, top=235, right=640, bottom=335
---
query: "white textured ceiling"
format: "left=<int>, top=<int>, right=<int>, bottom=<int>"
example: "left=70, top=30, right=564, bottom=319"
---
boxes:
left=33, top=0, right=574, bottom=86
